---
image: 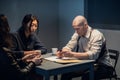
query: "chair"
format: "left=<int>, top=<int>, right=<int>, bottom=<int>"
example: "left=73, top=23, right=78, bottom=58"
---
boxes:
left=107, top=49, right=120, bottom=80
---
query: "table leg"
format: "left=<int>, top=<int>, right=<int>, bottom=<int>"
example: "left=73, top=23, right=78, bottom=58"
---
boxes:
left=44, top=74, right=50, bottom=80
left=89, top=64, right=94, bottom=80
left=54, top=75, right=58, bottom=80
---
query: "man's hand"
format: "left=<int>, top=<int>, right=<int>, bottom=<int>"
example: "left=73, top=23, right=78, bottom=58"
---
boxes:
left=56, top=50, right=63, bottom=58
left=56, top=49, right=73, bottom=58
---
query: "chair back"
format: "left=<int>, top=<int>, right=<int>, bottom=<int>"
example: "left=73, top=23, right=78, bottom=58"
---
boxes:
left=108, top=49, right=119, bottom=69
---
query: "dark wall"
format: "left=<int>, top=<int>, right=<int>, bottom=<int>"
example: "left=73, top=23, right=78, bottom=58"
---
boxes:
left=59, top=0, right=84, bottom=49
left=85, top=0, right=120, bottom=30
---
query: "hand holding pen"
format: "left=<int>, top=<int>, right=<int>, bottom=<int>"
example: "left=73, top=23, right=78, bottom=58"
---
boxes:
left=56, top=48, right=72, bottom=58
left=56, top=50, right=63, bottom=58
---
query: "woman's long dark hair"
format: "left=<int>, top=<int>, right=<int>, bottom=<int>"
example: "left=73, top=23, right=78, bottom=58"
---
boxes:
left=0, top=14, right=12, bottom=48
left=18, top=14, right=39, bottom=34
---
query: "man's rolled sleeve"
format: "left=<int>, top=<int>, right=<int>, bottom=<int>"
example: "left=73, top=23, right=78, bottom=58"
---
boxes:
left=86, top=33, right=104, bottom=60
left=87, top=50, right=100, bottom=60
left=63, top=32, right=78, bottom=51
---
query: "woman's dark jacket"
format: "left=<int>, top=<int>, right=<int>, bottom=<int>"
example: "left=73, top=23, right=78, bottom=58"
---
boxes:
left=11, top=28, right=47, bottom=59
left=0, top=47, right=35, bottom=80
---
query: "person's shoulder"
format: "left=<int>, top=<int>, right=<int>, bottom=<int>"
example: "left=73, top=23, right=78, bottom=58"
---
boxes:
left=71, top=32, right=79, bottom=39
left=91, top=29, right=105, bottom=40
left=93, top=29, right=103, bottom=35
left=10, top=32, right=20, bottom=41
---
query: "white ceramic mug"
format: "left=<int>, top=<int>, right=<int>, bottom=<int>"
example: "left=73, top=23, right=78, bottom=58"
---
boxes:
left=52, top=48, right=58, bottom=55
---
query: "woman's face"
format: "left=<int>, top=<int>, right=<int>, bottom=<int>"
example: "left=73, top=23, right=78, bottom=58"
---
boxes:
left=30, top=20, right=38, bottom=33
left=25, top=20, right=38, bottom=37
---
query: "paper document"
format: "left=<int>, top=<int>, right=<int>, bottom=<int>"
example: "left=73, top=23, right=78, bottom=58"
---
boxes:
left=45, top=56, right=60, bottom=61
left=44, top=56, right=81, bottom=63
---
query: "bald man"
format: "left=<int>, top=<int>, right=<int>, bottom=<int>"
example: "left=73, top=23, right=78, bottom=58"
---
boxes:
left=57, top=15, right=114, bottom=80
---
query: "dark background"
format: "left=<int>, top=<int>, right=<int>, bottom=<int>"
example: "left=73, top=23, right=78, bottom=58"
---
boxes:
left=86, top=0, right=120, bottom=30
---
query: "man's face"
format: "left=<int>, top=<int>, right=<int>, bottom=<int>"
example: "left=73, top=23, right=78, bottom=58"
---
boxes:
left=73, top=23, right=87, bottom=36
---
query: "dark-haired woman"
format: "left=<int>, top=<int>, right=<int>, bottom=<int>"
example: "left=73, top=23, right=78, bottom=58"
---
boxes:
left=0, top=14, right=42, bottom=80
left=11, top=14, right=46, bottom=80
left=12, top=14, right=47, bottom=59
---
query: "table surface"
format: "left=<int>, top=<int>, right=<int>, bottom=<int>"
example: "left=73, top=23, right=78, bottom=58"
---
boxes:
left=36, top=53, right=95, bottom=75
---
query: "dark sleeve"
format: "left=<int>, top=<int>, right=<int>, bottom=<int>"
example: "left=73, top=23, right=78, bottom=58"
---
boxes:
left=32, top=34, right=47, bottom=54
left=10, top=33, right=24, bottom=58
left=6, top=51, right=35, bottom=78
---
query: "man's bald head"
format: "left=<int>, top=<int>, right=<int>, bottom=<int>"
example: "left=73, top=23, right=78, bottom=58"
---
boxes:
left=72, top=15, right=87, bottom=27
left=72, top=15, right=88, bottom=36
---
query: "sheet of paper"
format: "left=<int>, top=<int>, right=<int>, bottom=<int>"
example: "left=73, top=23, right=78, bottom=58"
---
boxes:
left=61, top=57, right=77, bottom=60
left=44, top=56, right=81, bottom=63
left=44, top=56, right=60, bottom=61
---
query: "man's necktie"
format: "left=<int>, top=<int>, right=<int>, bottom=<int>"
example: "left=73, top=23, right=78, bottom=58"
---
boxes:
left=76, top=36, right=80, bottom=52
